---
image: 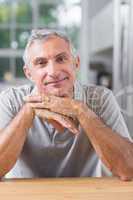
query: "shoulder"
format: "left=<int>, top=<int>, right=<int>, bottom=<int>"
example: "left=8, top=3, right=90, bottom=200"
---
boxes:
left=0, top=84, right=34, bottom=112
left=82, top=83, right=113, bottom=103
left=83, top=83, right=111, bottom=97
left=82, top=83, right=113, bottom=114
left=0, top=84, right=33, bottom=98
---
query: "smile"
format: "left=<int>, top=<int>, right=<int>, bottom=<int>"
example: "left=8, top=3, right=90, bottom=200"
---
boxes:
left=44, top=77, right=69, bottom=86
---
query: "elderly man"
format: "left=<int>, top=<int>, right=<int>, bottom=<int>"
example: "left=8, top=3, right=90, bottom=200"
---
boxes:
left=0, top=29, right=133, bottom=180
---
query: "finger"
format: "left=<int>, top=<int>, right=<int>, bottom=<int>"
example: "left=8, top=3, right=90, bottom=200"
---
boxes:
left=61, top=116, right=79, bottom=134
left=23, top=95, right=42, bottom=102
left=30, top=102, right=51, bottom=109
left=32, top=101, right=75, bottom=119
left=42, top=94, right=52, bottom=103
left=35, top=108, right=54, bottom=118
left=42, top=94, right=65, bottom=105
left=47, top=119, right=65, bottom=133
left=35, top=109, right=79, bottom=134
left=23, top=92, right=53, bottom=103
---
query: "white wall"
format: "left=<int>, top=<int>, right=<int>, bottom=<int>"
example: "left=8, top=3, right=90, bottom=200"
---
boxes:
left=91, top=2, right=113, bottom=53
left=89, top=0, right=111, bottom=18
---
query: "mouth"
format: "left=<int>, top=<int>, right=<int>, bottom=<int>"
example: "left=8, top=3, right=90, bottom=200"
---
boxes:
left=44, top=76, right=69, bottom=86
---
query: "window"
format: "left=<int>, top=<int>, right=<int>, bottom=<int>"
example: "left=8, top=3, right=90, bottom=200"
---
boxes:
left=0, top=58, right=10, bottom=80
left=0, top=0, right=81, bottom=81
left=16, top=57, right=24, bottom=77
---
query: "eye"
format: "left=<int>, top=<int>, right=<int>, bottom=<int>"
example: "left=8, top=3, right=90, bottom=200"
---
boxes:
left=38, top=61, right=46, bottom=65
left=56, top=56, right=67, bottom=63
left=37, top=60, right=48, bottom=67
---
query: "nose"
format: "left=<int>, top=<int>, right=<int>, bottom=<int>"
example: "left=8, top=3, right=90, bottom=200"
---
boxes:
left=47, top=60, right=60, bottom=78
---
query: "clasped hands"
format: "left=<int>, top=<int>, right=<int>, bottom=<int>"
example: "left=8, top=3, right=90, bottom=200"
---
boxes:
left=24, top=94, right=84, bottom=134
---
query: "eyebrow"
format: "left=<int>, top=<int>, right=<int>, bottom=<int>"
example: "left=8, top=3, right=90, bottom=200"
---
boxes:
left=54, top=52, right=69, bottom=59
left=33, top=57, right=47, bottom=65
left=33, top=52, right=69, bottom=65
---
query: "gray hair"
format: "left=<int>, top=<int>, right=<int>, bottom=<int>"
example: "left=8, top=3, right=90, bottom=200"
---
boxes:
left=23, top=29, right=77, bottom=66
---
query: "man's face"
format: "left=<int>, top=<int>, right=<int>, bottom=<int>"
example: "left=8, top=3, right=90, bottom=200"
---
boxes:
left=24, top=36, right=79, bottom=97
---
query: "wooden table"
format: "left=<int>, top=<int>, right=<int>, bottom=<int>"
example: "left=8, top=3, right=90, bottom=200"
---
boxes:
left=0, top=177, right=133, bottom=200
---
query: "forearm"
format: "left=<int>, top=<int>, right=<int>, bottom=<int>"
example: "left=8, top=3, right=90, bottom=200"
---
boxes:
left=77, top=104, right=133, bottom=180
left=0, top=104, right=34, bottom=177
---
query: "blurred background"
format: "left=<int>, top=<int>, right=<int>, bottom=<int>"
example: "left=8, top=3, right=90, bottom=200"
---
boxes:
left=0, top=0, right=132, bottom=136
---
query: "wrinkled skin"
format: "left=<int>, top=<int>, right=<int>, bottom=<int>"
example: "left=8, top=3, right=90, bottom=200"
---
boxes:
left=24, top=36, right=80, bottom=97
left=35, top=109, right=79, bottom=134
left=23, top=36, right=81, bottom=133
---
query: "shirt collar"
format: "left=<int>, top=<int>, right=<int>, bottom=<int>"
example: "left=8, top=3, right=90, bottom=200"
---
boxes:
left=74, top=79, right=86, bottom=103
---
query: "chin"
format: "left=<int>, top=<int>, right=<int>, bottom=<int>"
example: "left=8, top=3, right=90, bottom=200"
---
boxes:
left=50, top=88, right=72, bottom=97
left=40, top=84, right=73, bottom=97
left=52, top=90, right=68, bottom=97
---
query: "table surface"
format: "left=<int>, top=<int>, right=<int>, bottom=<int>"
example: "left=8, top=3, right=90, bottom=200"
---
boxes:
left=1, top=177, right=133, bottom=200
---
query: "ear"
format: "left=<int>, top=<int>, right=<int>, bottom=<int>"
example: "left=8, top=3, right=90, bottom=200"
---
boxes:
left=74, top=55, right=80, bottom=70
left=23, top=65, right=33, bottom=81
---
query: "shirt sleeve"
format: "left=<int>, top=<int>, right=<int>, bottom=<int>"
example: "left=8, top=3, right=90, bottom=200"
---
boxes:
left=99, top=88, right=132, bottom=141
left=0, top=89, right=16, bottom=129
left=86, top=85, right=132, bottom=177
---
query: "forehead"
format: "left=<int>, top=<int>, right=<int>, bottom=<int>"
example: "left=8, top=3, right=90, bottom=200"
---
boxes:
left=28, top=36, right=71, bottom=60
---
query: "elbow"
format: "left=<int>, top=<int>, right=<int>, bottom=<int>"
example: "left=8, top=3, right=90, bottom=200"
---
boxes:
left=118, top=167, right=133, bottom=181
left=0, top=169, right=10, bottom=179
left=0, top=162, right=15, bottom=179
left=119, top=175, right=132, bottom=181
left=113, top=149, right=133, bottom=181
left=0, top=171, right=7, bottom=179
left=113, top=162, right=133, bottom=181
